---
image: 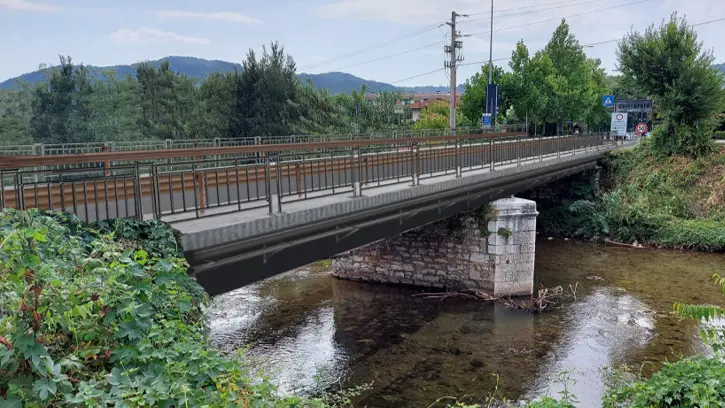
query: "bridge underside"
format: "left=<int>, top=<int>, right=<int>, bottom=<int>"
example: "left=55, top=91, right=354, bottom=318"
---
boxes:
left=189, top=155, right=601, bottom=296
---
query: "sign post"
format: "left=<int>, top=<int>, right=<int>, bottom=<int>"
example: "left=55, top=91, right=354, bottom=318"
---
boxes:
left=610, top=112, right=627, bottom=139
left=485, top=84, right=499, bottom=127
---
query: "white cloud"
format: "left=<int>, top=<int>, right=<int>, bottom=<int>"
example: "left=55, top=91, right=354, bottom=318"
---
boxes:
left=0, top=0, right=57, bottom=12
left=110, top=28, right=212, bottom=45
left=158, top=10, right=263, bottom=24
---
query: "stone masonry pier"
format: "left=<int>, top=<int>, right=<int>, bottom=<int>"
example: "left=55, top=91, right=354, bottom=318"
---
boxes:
left=332, top=197, right=538, bottom=297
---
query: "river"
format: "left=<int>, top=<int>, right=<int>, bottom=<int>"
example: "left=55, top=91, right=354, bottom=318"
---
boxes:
left=207, top=239, right=725, bottom=407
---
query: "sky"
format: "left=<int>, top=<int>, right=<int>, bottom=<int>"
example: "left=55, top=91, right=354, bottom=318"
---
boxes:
left=1, top=0, right=724, bottom=87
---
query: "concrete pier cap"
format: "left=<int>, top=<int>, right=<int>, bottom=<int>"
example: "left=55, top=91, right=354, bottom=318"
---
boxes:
left=487, top=197, right=538, bottom=297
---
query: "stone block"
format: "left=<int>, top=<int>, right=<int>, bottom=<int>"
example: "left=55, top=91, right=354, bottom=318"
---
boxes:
left=470, top=252, right=489, bottom=263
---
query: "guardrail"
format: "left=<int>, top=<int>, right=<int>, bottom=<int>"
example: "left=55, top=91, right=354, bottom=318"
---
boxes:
left=0, top=131, right=615, bottom=223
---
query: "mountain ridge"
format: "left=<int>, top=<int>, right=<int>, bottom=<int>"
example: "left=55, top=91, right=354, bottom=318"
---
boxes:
left=0, top=56, right=463, bottom=94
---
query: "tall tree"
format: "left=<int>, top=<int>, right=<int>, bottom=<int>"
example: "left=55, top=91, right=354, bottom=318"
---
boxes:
left=618, top=13, right=725, bottom=157
left=458, top=64, right=509, bottom=125
left=232, top=42, right=299, bottom=138
left=31, top=56, right=94, bottom=143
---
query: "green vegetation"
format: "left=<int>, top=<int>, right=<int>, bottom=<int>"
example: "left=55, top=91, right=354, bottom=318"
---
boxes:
left=496, top=227, right=513, bottom=240
left=603, top=357, right=725, bottom=407
left=0, top=43, right=411, bottom=145
left=539, top=144, right=725, bottom=251
left=0, top=209, right=352, bottom=406
left=603, top=273, right=725, bottom=407
left=618, top=14, right=725, bottom=157
left=459, top=19, right=609, bottom=135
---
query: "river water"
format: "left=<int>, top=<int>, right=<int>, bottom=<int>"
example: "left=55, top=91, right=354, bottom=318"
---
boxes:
left=207, top=240, right=725, bottom=407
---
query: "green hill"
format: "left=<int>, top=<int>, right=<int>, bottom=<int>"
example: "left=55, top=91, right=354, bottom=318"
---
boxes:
left=0, top=56, right=459, bottom=94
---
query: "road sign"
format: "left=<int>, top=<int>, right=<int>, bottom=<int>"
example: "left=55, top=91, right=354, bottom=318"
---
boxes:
left=635, top=122, right=648, bottom=135
left=610, top=112, right=628, bottom=136
left=615, top=99, right=652, bottom=113
left=394, top=101, right=404, bottom=114
left=602, top=95, right=615, bottom=107
left=482, top=113, right=492, bottom=128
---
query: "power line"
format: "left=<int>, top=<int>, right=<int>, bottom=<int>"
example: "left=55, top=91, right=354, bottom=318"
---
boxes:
left=300, top=0, right=608, bottom=72
left=460, top=15, right=725, bottom=67
left=360, top=14, right=725, bottom=91
left=330, top=41, right=444, bottom=72
left=462, top=0, right=604, bottom=24
left=464, top=0, right=589, bottom=17
left=467, top=0, right=652, bottom=37
left=299, top=23, right=444, bottom=71
left=322, top=0, right=634, bottom=75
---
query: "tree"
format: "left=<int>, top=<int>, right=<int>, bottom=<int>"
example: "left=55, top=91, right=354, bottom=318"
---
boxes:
left=31, top=56, right=94, bottom=143
left=136, top=61, right=198, bottom=140
left=0, top=85, right=33, bottom=144
left=618, top=13, right=725, bottom=157
left=232, top=42, right=300, bottom=138
left=458, top=64, right=509, bottom=125
left=412, top=100, right=466, bottom=130
left=543, top=20, right=600, bottom=135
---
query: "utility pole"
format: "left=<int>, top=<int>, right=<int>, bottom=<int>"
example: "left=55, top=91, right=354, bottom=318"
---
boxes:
left=488, top=0, right=494, bottom=85
left=445, top=11, right=465, bottom=133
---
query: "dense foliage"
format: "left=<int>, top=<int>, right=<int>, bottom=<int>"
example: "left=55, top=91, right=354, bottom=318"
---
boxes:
left=0, top=209, right=337, bottom=406
left=603, top=356, right=725, bottom=407
left=538, top=143, right=725, bottom=251
left=618, top=14, right=725, bottom=157
left=459, top=20, right=609, bottom=135
left=0, top=43, right=411, bottom=145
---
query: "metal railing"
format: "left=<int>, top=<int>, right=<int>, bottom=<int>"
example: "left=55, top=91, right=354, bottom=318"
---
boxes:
left=0, top=132, right=618, bottom=224
left=0, top=126, right=524, bottom=156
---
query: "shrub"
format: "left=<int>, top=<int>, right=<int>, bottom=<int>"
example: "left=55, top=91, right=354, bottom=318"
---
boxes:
left=0, top=209, right=325, bottom=407
left=715, top=130, right=725, bottom=140
left=602, top=356, right=725, bottom=407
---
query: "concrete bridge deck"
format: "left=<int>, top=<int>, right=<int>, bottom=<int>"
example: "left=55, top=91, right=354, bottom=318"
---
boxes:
left=184, top=138, right=634, bottom=295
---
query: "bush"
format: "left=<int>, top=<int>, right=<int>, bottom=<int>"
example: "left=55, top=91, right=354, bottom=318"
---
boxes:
left=602, top=356, right=725, bottom=407
left=0, top=209, right=326, bottom=407
left=715, top=130, right=725, bottom=140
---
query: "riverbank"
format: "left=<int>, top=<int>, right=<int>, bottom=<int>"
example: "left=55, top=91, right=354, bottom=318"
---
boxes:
left=0, top=209, right=333, bottom=406
left=537, top=142, right=725, bottom=252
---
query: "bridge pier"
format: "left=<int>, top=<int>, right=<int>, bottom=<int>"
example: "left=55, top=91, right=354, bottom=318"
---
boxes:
left=332, top=197, right=538, bottom=297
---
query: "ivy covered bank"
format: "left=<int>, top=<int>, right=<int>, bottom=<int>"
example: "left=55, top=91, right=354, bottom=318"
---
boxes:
left=0, top=209, right=343, bottom=407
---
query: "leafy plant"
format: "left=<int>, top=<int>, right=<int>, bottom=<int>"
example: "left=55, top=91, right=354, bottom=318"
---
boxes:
left=602, top=356, right=725, bottom=407
left=0, top=209, right=333, bottom=407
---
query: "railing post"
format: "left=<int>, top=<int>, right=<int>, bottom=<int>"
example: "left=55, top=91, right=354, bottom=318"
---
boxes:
left=352, top=149, right=361, bottom=197
left=411, top=143, right=420, bottom=186
left=489, top=139, right=495, bottom=171
left=557, top=135, right=561, bottom=159
left=539, top=137, right=543, bottom=162
left=455, top=139, right=462, bottom=178
left=151, top=165, right=160, bottom=220
left=265, top=159, right=273, bottom=214
left=276, top=158, right=283, bottom=213
left=516, top=136, right=521, bottom=168
left=133, top=162, right=143, bottom=220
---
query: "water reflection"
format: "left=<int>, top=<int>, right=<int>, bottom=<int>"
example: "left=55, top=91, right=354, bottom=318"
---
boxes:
left=207, top=240, right=725, bottom=407
left=527, top=289, right=654, bottom=405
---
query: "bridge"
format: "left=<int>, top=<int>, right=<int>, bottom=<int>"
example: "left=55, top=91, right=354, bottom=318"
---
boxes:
left=0, top=129, right=629, bottom=296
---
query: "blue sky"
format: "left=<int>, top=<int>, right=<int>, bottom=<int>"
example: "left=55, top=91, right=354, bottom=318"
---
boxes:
left=1, top=0, right=724, bottom=87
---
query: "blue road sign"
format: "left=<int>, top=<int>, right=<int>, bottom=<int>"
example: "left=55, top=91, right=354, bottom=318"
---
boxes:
left=602, top=95, right=615, bottom=107
left=482, top=113, right=492, bottom=127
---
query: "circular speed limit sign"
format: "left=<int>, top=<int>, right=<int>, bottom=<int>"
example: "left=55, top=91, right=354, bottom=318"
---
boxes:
left=635, top=122, right=648, bottom=135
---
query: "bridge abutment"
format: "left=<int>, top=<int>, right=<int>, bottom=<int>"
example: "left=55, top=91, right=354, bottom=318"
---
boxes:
left=332, top=197, right=538, bottom=297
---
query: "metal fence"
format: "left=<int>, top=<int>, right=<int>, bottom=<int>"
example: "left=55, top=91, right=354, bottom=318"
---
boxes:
left=0, top=126, right=526, bottom=156
left=1, top=133, right=617, bottom=223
